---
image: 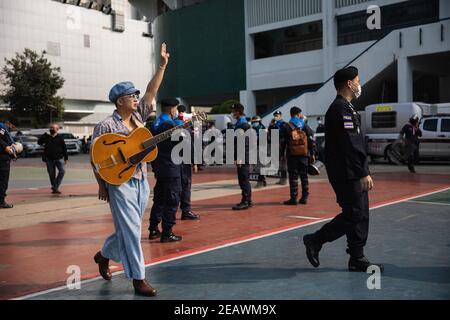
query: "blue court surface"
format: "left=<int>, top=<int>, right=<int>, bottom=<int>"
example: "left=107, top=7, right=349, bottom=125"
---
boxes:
left=24, top=190, right=450, bottom=300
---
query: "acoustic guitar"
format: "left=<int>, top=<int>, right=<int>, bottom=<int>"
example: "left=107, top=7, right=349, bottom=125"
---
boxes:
left=91, top=113, right=206, bottom=185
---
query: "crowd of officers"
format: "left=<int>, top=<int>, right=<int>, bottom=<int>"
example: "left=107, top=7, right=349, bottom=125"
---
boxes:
left=148, top=65, right=386, bottom=274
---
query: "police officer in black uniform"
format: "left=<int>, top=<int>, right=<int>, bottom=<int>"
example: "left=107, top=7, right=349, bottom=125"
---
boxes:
left=400, top=115, right=422, bottom=173
left=231, top=103, right=253, bottom=211
left=282, top=107, right=315, bottom=206
left=176, top=105, right=200, bottom=220
left=148, top=98, right=183, bottom=243
left=0, top=120, right=16, bottom=209
left=302, top=66, right=384, bottom=272
left=268, top=111, right=288, bottom=185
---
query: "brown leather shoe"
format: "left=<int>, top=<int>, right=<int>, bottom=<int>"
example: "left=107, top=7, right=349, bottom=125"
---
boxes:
left=94, top=251, right=112, bottom=281
left=133, top=279, right=157, bottom=297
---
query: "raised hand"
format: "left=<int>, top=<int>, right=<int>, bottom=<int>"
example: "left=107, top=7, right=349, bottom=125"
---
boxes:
left=160, top=43, right=170, bottom=69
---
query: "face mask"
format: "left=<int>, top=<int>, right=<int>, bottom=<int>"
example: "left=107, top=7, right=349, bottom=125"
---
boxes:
left=351, top=82, right=362, bottom=99
left=50, top=129, right=56, bottom=135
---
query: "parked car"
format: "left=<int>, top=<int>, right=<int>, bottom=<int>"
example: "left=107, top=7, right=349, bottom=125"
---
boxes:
left=27, top=129, right=81, bottom=155
left=59, top=132, right=82, bottom=154
left=419, top=115, right=450, bottom=159
left=13, top=135, right=44, bottom=157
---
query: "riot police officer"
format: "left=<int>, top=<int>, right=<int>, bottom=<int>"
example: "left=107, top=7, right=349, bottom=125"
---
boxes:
left=252, top=116, right=267, bottom=188
left=400, top=115, right=422, bottom=173
left=0, top=120, right=16, bottom=209
left=175, top=105, right=200, bottom=220
left=268, top=111, right=288, bottom=185
left=302, top=66, right=384, bottom=272
left=282, top=107, right=315, bottom=205
left=148, top=98, right=183, bottom=243
left=231, top=103, right=253, bottom=211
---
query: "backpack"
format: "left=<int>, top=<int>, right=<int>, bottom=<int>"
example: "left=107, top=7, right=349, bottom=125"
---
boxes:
left=288, top=122, right=308, bottom=156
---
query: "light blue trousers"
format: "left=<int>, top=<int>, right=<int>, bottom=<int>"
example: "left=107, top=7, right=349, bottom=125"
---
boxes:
left=101, top=177, right=150, bottom=280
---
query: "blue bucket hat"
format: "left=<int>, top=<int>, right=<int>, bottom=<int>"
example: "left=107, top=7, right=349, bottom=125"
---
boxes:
left=109, top=82, right=140, bottom=103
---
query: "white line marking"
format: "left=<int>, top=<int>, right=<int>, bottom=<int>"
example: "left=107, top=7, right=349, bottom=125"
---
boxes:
left=407, top=200, right=450, bottom=207
left=13, top=186, right=450, bottom=300
left=288, top=216, right=323, bottom=220
left=396, top=214, right=417, bottom=222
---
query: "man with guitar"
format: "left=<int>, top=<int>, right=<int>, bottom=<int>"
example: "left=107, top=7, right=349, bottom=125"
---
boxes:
left=90, top=43, right=170, bottom=297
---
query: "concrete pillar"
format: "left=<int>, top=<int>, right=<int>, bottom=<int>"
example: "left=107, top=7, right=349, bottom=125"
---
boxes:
left=242, top=0, right=256, bottom=116
left=440, top=0, right=450, bottom=19
left=398, top=56, right=413, bottom=102
left=240, top=90, right=256, bottom=117
left=322, top=0, right=336, bottom=81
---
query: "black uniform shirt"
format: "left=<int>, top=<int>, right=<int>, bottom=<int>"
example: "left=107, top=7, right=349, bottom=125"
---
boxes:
left=400, top=123, right=422, bottom=145
left=324, top=95, right=369, bottom=183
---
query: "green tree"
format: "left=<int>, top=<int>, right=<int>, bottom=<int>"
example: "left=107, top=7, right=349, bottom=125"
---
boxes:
left=210, top=99, right=240, bottom=114
left=1, top=48, right=65, bottom=127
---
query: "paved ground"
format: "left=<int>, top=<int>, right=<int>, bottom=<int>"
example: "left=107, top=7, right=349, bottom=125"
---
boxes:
left=1, top=154, right=449, bottom=300
left=24, top=191, right=450, bottom=300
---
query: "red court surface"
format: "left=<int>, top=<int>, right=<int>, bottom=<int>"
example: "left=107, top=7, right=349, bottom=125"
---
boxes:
left=7, top=168, right=236, bottom=204
left=1, top=172, right=449, bottom=299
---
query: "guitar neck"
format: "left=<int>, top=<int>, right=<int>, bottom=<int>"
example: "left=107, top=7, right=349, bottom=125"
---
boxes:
left=146, top=121, right=194, bottom=147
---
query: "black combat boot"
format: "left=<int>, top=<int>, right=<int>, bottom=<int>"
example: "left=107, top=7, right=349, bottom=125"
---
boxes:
left=303, top=234, right=322, bottom=268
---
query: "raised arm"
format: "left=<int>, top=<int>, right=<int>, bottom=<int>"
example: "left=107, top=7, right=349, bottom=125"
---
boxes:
left=143, top=43, right=170, bottom=107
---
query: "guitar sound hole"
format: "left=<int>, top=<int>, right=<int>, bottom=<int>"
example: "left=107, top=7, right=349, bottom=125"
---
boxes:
left=118, top=165, right=134, bottom=179
left=103, top=139, right=126, bottom=146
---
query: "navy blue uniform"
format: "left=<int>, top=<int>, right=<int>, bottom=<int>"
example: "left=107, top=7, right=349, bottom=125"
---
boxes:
left=0, top=123, right=13, bottom=204
left=311, top=95, right=371, bottom=258
left=149, top=114, right=182, bottom=236
left=235, top=116, right=252, bottom=204
left=176, top=118, right=195, bottom=214
left=282, top=119, right=315, bottom=200
left=268, top=119, right=288, bottom=179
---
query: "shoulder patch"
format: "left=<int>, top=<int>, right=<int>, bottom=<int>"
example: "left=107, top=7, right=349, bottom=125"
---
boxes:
left=344, top=122, right=354, bottom=129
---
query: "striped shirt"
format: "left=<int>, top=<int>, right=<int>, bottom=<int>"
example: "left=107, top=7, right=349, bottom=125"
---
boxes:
left=92, top=99, right=153, bottom=180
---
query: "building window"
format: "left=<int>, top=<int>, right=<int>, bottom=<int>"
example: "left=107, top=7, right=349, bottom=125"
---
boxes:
left=337, top=0, right=439, bottom=46
left=372, top=112, right=397, bottom=128
left=47, top=42, right=61, bottom=56
left=83, top=34, right=90, bottom=48
left=254, top=20, right=323, bottom=59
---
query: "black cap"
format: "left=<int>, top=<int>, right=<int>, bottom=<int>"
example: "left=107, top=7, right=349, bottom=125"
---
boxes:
left=160, top=98, right=180, bottom=107
left=273, top=111, right=282, bottom=116
left=333, top=66, right=359, bottom=89
left=231, top=103, right=244, bottom=112
left=290, top=106, right=302, bottom=117
left=177, top=105, right=187, bottom=113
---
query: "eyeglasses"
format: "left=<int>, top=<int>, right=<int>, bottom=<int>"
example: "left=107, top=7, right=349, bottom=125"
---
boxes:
left=122, top=94, right=139, bottom=100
